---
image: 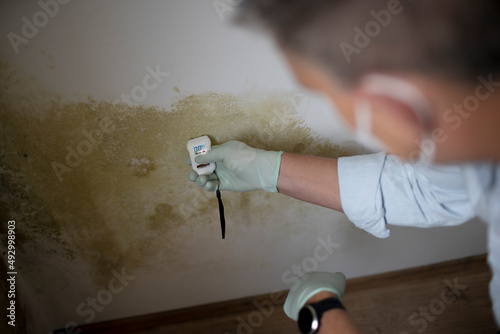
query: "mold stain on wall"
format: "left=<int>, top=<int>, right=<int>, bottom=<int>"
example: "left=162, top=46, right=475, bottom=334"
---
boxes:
left=0, top=61, right=360, bottom=306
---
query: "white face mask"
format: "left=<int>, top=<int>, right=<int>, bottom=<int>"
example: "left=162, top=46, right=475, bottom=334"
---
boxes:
left=353, top=74, right=436, bottom=164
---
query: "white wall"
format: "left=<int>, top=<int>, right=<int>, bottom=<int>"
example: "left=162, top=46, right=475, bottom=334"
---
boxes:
left=0, top=1, right=488, bottom=333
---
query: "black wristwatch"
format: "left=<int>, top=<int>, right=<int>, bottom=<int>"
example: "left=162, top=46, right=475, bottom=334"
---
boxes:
left=297, top=297, right=345, bottom=334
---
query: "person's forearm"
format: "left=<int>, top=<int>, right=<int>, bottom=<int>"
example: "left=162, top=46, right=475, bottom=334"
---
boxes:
left=307, top=292, right=362, bottom=334
left=318, top=309, right=362, bottom=334
left=276, top=153, right=343, bottom=212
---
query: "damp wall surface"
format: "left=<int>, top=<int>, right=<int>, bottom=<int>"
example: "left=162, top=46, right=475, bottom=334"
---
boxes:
left=0, top=1, right=488, bottom=332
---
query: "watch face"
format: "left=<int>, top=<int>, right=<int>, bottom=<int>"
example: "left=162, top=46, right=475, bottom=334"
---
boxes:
left=298, top=305, right=319, bottom=334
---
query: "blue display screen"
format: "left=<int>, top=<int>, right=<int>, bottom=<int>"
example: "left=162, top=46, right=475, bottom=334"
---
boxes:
left=193, top=144, right=206, bottom=155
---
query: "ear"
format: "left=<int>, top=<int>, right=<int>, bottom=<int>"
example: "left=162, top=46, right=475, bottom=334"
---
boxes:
left=353, top=74, right=431, bottom=158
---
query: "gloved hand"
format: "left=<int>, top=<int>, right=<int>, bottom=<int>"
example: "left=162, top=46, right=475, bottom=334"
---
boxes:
left=187, top=141, right=283, bottom=192
left=284, top=271, right=346, bottom=321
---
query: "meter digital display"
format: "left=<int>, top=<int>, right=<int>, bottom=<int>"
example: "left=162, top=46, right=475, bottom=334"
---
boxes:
left=193, top=144, right=206, bottom=155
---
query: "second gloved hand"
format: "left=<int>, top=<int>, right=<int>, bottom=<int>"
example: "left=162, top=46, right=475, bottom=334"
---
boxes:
left=188, top=141, right=283, bottom=192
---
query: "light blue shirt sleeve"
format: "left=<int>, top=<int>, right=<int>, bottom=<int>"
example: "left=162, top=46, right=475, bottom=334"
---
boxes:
left=488, top=222, right=500, bottom=326
left=463, top=163, right=500, bottom=326
left=337, top=153, right=476, bottom=238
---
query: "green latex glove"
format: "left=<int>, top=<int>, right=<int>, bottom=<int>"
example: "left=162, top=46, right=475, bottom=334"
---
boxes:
left=284, top=271, right=346, bottom=321
left=187, top=141, right=283, bottom=192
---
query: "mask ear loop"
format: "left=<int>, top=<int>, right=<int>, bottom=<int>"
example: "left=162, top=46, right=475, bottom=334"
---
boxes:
left=354, top=98, right=389, bottom=152
left=216, top=180, right=226, bottom=239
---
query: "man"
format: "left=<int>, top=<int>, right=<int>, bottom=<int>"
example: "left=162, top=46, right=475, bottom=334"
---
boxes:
left=188, top=1, right=500, bottom=333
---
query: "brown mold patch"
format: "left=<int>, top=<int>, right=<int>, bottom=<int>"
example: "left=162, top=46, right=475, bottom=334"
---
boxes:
left=0, top=61, right=360, bottom=286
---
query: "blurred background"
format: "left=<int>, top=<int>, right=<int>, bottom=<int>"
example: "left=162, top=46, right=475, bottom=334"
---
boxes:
left=0, top=1, right=488, bottom=333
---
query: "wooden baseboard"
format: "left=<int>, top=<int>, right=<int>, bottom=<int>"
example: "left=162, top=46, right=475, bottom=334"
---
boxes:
left=346, top=254, right=490, bottom=292
left=53, top=254, right=491, bottom=334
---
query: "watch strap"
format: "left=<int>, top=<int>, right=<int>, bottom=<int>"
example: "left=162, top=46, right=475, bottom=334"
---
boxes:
left=312, top=297, right=345, bottom=321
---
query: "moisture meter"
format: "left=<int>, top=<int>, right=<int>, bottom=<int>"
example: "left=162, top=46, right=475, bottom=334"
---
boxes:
left=187, top=136, right=216, bottom=176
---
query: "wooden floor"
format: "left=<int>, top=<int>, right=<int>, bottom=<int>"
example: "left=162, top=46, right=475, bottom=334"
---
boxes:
left=69, top=255, right=498, bottom=334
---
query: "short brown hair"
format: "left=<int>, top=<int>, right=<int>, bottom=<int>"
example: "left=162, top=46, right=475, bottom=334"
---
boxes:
left=237, top=0, right=500, bottom=86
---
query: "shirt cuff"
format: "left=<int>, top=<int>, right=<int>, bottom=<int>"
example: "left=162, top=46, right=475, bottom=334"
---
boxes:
left=338, top=152, right=391, bottom=238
